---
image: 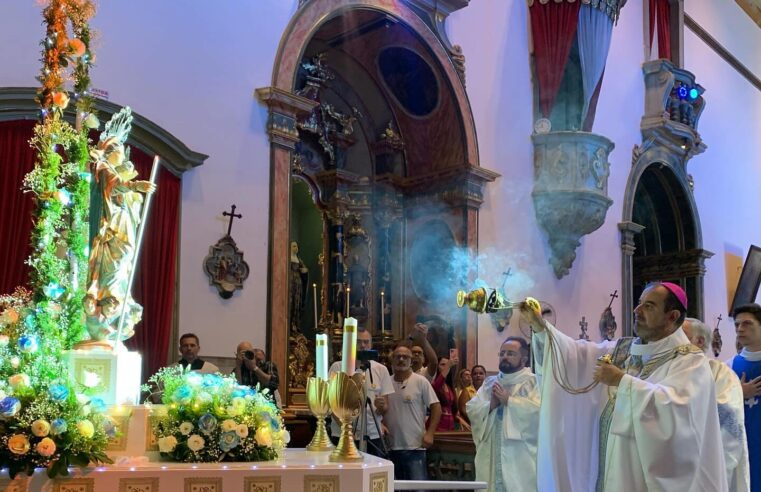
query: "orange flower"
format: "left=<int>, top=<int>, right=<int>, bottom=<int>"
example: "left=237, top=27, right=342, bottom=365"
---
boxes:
left=68, top=38, right=86, bottom=58
left=8, top=434, right=30, bottom=455
left=36, top=437, right=57, bottom=457
left=52, top=91, right=69, bottom=109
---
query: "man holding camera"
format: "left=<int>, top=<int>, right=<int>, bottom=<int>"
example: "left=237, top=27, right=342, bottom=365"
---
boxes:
left=234, top=341, right=280, bottom=402
left=328, top=326, right=394, bottom=458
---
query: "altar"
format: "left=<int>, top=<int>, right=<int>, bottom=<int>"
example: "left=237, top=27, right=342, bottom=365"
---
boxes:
left=0, top=449, right=393, bottom=492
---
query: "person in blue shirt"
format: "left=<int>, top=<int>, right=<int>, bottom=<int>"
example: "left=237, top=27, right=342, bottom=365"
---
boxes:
left=730, top=303, right=761, bottom=491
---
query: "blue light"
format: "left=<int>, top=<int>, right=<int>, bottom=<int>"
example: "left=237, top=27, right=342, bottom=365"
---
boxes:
left=689, top=88, right=699, bottom=100
left=677, top=86, right=688, bottom=99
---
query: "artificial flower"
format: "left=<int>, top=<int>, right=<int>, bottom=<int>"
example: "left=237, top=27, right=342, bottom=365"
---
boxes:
left=179, top=421, right=194, bottom=435
left=198, top=413, right=217, bottom=435
left=68, top=38, right=86, bottom=57
left=77, top=419, right=94, bottom=438
left=48, top=384, right=69, bottom=401
left=235, top=424, right=249, bottom=439
left=0, top=396, right=21, bottom=418
left=185, top=372, right=203, bottom=387
left=31, top=419, right=51, bottom=437
left=0, top=335, right=9, bottom=346
left=36, top=437, right=56, bottom=457
left=9, top=356, right=20, bottom=368
left=52, top=91, right=69, bottom=109
left=8, top=373, right=30, bottom=389
left=254, top=426, right=272, bottom=447
left=219, top=431, right=239, bottom=452
left=17, top=335, right=38, bottom=353
left=8, top=434, right=30, bottom=455
left=171, top=385, right=193, bottom=405
left=187, top=434, right=205, bottom=452
left=50, top=418, right=67, bottom=435
left=280, top=429, right=291, bottom=445
left=221, top=419, right=237, bottom=433
left=83, top=113, right=99, bottom=129
left=157, top=435, right=178, bottom=453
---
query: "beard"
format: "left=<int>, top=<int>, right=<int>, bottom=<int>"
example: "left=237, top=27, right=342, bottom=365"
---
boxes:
left=499, top=360, right=521, bottom=374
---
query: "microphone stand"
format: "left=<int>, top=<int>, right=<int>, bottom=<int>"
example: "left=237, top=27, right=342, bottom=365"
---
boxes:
left=357, top=360, right=388, bottom=458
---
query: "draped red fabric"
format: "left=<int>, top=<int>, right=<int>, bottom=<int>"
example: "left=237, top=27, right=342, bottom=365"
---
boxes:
left=125, top=147, right=180, bottom=382
left=649, top=0, right=672, bottom=61
left=0, top=120, right=37, bottom=295
left=530, top=1, right=582, bottom=117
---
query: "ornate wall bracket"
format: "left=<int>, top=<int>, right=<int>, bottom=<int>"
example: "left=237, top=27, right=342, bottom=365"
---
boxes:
left=532, top=131, right=615, bottom=278
left=641, top=59, right=706, bottom=164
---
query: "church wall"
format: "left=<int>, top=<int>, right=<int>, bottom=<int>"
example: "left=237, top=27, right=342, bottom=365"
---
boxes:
left=1, top=0, right=760, bottom=368
left=682, top=8, right=761, bottom=360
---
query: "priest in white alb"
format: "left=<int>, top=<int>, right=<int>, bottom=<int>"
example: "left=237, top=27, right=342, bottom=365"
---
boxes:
left=682, top=317, right=750, bottom=492
left=522, top=282, right=727, bottom=492
left=467, top=336, right=540, bottom=492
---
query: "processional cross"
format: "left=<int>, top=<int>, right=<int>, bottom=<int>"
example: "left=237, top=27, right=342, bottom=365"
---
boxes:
left=712, top=314, right=724, bottom=357
left=579, top=316, right=589, bottom=340
left=607, top=290, right=618, bottom=309
left=500, top=268, right=513, bottom=290
left=223, top=204, right=242, bottom=236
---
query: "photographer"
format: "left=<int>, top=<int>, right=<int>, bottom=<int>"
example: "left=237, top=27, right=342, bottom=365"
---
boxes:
left=234, top=342, right=280, bottom=402
left=328, top=326, right=394, bottom=458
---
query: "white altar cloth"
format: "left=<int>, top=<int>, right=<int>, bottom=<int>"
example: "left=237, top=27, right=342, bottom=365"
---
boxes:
left=0, top=449, right=393, bottom=492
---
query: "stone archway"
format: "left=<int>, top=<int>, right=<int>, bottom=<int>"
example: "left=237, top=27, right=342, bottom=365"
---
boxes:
left=257, top=0, right=497, bottom=406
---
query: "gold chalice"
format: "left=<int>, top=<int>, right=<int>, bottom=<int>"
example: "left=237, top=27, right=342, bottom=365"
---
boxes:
left=327, top=371, right=365, bottom=462
left=306, top=377, right=334, bottom=452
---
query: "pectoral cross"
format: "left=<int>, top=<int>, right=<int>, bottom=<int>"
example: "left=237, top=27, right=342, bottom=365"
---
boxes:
left=607, top=290, right=619, bottom=309
left=223, top=204, right=242, bottom=237
left=748, top=397, right=758, bottom=409
left=579, top=316, right=589, bottom=340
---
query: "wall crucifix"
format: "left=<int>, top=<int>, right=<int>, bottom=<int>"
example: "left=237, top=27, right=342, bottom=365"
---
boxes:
left=203, top=204, right=251, bottom=299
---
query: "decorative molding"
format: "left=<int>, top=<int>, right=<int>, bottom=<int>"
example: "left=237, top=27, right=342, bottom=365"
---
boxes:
left=304, top=474, right=340, bottom=492
left=684, top=13, right=761, bottom=93
left=0, top=87, right=208, bottom=176
left=532, top=131, right=615, bottom=278
left=119, top=477, right=160, bottom=492
left=244, top=476, right=282, bottom=492
left=369, top=472, right=389, bottom=492
left=255, top=87, right=318, bottom=150
left=184, top=477, right=223, bottom=492
left=0, top=477, right=29, bottom=492
left=53, top=478, right=95, bottom=492
left=618, top=221, right=645, bottom=336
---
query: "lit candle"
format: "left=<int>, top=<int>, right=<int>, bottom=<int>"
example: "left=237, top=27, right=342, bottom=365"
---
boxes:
left=313, top=283, right=318, bottom=329
left=315, top=334, right=328, bottom=380
left=341, top=317, right=358, bottom=374
left=345, top=286, right=351, bottom=318
left=380, top=290, right=385, bottom=333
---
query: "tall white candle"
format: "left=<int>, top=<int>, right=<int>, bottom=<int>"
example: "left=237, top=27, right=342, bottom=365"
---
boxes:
left=380, top=290, right=385, bottom=332
left=315, top=334, right=328, bottom=380
left=345, top=287, right=351, bottom=318
left=341, top=317, right=358, bottom=374
left=313, top=283, right=318, bottom=329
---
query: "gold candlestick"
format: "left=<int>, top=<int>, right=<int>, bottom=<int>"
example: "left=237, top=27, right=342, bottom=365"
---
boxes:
left=306, top=377, right=334, bottom=452
left=328, top=371, right=365, bottom=462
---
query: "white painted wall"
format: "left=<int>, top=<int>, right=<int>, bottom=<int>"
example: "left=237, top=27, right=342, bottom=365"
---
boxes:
left=1, top=0, right=759, bottom=366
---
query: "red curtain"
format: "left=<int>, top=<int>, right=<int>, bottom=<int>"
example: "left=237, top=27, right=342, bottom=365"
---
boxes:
left=530, top=1, right=582, bottom=118
left=0, top=120, right=36, bottom=295
left=125, top=146, right=180, bottom=382
left=0, top=120, right=179, bottom=382
left=649, top=0, right=672, bottom=61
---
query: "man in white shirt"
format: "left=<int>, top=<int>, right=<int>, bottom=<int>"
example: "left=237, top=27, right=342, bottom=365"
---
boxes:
left=467, top=336, right=540, bottom=492
left=523, top=282, right=726, bottom=491
left=384, top=344, right=441, bottom=484
left=683, top=317, right=749, bottom=492
left=328, top=326, right=394, bottom=458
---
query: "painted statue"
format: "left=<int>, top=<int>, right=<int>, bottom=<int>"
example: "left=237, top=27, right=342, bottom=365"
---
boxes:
left=83, top=107, right=156, bottom=342
left=289, top=241, right=308, bottom=333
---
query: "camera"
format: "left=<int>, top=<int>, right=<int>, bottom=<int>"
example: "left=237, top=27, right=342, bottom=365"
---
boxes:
left=244, top=350, right=256, bottom=360
left=357, top=349, right=378, bottom=370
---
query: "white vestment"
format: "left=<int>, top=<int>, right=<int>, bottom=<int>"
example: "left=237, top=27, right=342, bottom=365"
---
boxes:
left=533, top=323, right=727, bottom=492
left=708, top=358, right=750, bottom=492
left=467, top=367, right=540, bottom=492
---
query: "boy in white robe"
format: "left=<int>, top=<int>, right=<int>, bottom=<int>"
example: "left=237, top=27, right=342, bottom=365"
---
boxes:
left=467, top=337, right=540, bottom=492
left=522, top=282, right=727, bottom=492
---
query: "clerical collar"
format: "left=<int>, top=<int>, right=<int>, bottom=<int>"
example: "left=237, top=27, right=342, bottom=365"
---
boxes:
left=630, top=326, right=690, bottom=359
left=740, top=348, right=761, bottom=361
left=180, top=358, right=205, bottom=371
left=498, top=367, right=530, bottom=383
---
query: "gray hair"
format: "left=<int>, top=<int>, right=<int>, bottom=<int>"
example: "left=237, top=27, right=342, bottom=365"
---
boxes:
left=685, top=317, right=712, bottom=354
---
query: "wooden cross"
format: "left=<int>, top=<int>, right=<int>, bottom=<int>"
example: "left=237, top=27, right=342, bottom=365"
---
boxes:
left=607, top=290, right=619, bottom=309
left=223, top=204, right=242, bottom=237
left=500, top=268, right=513, bottom=290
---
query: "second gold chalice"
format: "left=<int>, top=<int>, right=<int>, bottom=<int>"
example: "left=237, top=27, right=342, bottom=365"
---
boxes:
left=327, top=371, right=365, bottom=462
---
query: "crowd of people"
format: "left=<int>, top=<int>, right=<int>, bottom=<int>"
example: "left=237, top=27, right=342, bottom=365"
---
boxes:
left=166, top=281, right=761, bottom=492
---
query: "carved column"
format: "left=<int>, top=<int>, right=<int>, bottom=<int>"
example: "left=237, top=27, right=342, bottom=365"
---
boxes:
left=255, top=87, right=317, bottom=407
left=618, top=221, right=645, bottom=337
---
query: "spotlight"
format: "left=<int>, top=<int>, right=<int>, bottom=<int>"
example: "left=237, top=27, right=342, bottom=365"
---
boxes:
left=677, top=86, right=688, bottom=99
left=688, top=88, right=699, bottom=100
